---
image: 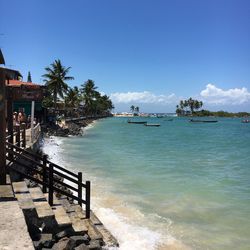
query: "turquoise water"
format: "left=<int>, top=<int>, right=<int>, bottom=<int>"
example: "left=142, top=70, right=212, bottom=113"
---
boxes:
left=44, top=117, right=250, bottom=250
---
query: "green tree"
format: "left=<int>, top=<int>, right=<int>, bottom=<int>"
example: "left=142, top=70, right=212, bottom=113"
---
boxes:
left=42, top=59, right=74, bottom=110
left=95, top=94, right=114, bottom=115
left=80, top=79, right=99, bottom=116
left=176, top=98, right=203, bottom=115
left=64, top=86, right=80, bottom=116
left=130, top=105, right=135, bottom=113
left=176, top=105, right=182, bottom=115
left=135, top=106, right=139, bottom=113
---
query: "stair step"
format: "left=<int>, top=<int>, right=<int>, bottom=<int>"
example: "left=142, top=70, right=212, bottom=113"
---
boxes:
left=12, top=181, right=29, bottom=194
left=15, top=192, right=35, bottom=210
left=82, top=219, right=103, bottom=241
left=12, top=181, right=34, bottom=209
left=0, top=184, right=15, bottom=201
left=28, top=187, right=54, bottom=219
left=29, top=187, right=47, bottom=201
left=71, top=204, right=85, bottom=219
left=44, top=193, right=72, bottom=228
left=68, top=212, right=88, bottom=234
left=90, top=211, right=103, bottom=226
left=34, top=201, right=54, bottom=218
left=52, top=206, right=72, bottom=227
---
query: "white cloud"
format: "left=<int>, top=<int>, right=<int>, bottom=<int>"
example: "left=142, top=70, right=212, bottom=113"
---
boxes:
left=110, top=91, right=178, bottom=104
left=200, top=84, right=250, bottom=105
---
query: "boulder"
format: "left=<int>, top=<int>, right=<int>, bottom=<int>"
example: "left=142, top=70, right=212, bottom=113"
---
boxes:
left=74, top=243, right=89, bottom=250
left=55, top=228, right=76, bottom=241
left=70, top=235, right=90, bottom=246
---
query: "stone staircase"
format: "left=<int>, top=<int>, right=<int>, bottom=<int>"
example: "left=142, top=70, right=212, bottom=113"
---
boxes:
left=0, top=175, right=34, bottom=250
left=10, top=180, right=119, bottom=250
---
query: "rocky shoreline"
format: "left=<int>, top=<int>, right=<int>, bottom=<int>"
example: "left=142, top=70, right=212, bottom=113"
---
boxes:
left=42, top=118, right=98, bottom=137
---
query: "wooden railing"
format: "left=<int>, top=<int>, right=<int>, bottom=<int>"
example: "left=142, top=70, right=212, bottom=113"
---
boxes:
left=6, top=123, right=26, bottom=148
left=6, top=141, right=91, bottom=218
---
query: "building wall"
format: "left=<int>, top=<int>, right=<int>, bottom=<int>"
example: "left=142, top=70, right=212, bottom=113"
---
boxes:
left=13, top=101, right=42, bottom=116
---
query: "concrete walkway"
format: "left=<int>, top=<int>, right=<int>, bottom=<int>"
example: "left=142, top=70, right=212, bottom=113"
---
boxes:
left=0, top=200, right=34, bottom=250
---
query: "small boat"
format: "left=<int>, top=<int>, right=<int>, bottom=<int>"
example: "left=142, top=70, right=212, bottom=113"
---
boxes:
left=144, top=123, right=161, bottom=127
left=189, top=119, right=218, bottom=123
left=241, top=119, right=250, bottom=123
left=164, top=119, right=173, bottom=121
left=128, top=119, right=147, bottom=124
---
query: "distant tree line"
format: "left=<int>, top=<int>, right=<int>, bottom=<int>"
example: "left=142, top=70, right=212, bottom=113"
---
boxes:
left=42, top=59, right=114, bottom=117
left=176, top=98, right=250, bottom=117
left=194, top=110, right=250, bottom=117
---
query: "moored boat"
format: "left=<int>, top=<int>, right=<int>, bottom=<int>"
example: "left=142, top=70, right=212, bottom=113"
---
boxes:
left=189, top=119, right=218, bottom=123
left=144, top=123, right=161, bottom=127
left=241, top=119, right=250, bottom=123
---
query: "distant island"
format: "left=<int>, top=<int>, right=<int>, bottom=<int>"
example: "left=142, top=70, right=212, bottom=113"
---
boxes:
left=176, top=98, right=250, bottom=117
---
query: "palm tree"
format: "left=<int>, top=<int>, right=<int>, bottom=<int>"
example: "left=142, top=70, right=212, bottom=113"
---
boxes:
left=64, top=86, right=80, bottom=116
left=135, top=106, right=139, bottom=113
left=80, top=79, right=98, bottom=116
left=188, top=97, right=195, bottom=114
left=95, top=94, right=114, bottom=115
left=176, top=105, right=182, bottom=115
left=43, top=59, right=74, bottom=110
left=130, top=105, right=135, bottom=114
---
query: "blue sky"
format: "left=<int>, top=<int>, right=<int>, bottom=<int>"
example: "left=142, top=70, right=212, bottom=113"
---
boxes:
left=0, top=0, right=250, bottom=112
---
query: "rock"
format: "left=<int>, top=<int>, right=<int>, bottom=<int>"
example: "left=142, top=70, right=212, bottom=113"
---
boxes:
left=70, top=235, right=90, bottom=246
left=55, top=228, right=76, bottom=241
left=74, top=243, right=89, bottom=250
left=88, top=240, right=102, bottom=250
left=33, top=233, right=54, bottom=249
left=52, top=237, right=75, bottom=250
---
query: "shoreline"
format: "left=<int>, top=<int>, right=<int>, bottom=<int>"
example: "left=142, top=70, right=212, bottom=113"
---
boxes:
left=41, top=118, right=119, bottom=249
left=41, top=118, right=190, bottom=250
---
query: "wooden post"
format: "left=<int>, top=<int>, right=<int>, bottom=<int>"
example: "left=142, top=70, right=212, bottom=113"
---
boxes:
left=0, top=67, right=6, bottom=185
left=42, top=155, right=47, bottom=193
left=86, top=181, right=91, bottom=218
left=78, top=172, right=82, bottom=207
left=31, top=100, right=35, bottom=143
left=7, top=88, right=13, bottom=145
left=21, top=123, right=26, bottom=148
left=16, top=125, right=20, bottom=147
left=48, top=164, right=54, bottom=206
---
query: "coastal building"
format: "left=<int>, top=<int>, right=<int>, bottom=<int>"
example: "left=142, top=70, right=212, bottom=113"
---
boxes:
left=5, top=79, right=45, bottom=118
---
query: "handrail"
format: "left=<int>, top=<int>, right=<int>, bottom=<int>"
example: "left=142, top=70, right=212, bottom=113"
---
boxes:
left=6, top=141, right=79, bottom=180
left=6, top=142, right=91, bottom=218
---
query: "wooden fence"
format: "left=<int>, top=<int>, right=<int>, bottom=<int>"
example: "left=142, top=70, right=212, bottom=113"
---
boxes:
left=5, top=139, right=91, bottom=218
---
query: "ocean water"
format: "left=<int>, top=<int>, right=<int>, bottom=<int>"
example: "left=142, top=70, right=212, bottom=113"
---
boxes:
left=43, top=117, right=250, bottom=250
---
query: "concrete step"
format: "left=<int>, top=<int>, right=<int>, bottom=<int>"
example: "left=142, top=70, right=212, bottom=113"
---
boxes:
left=0, top=184, right=16, bottom=201
left=12, top=181, right=35, bottom=209
left=67, top=211, right=88, bottom=234
left=29, top=187, right=47, bottom=201
left=44, top=193, right=72, bottom=228
left=56, top=197, right=89, bottom=234
left=0, top=200, right=34, bottom=250
left=12, top=181, right=29, bottom=193
left=82, top=219, right=103, bottom=241
left=33, top=201, right=54, bottom=219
